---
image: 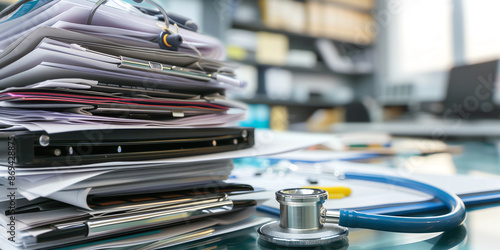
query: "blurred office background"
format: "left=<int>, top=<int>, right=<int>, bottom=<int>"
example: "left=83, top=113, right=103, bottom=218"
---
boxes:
left=2, top=0, right=500, bottom=134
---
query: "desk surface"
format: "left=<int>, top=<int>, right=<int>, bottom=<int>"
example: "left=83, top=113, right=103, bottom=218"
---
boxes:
left=172, top=141, right=500, bottom=249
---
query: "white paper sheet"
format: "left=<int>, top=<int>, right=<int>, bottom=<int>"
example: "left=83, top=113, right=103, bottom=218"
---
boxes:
left=0, top=42, right=226, bottom=88
left=0, top=170, right=109, bottom=200
left=0, top=108, right=246, bottom=133
left=67, top=168, right=232, bottom=190
left=46, top=188, right=93, bottom=209
left=2, top=160, right=233, bottom=201
left=263, top=150, right=380, bottom=162
left=0, top=60, right=241, bottom=92
left=230, top=161, right=500, bottom=211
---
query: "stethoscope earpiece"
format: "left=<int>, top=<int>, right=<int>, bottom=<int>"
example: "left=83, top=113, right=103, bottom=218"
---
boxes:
left=158, top=30, right=183, bottom=51
left=88, top=0, right=184, bottom=51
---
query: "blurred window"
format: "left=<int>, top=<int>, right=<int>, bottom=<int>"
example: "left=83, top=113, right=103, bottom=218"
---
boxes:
left=388, top=0, right=453, bottom=81
left=463, top=0, right=500, bottom=64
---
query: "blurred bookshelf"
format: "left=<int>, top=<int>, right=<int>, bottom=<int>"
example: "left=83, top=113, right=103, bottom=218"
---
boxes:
left=0, top=0, right=16, bottom=4
left=233, top=58, right=372, bottom=76
left=217, top=0, right=377, bottom=129
left=236, top=94, right=343, bottom=108
left=231, top=20, right=372, bottom=47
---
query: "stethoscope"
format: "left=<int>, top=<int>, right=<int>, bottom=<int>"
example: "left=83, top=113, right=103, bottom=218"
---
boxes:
left=88, top=0, right=190, bottom=51
left=258, top=172, right=467, bottom=247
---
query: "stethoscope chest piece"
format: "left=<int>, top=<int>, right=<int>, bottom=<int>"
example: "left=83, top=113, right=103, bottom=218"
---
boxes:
left=258, top=188, right=348, bottom=247
left=258, top=220, right=348, bottom=247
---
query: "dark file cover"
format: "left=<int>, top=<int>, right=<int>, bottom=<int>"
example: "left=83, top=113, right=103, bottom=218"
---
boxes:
left=0, top=127, right=254, bottom=167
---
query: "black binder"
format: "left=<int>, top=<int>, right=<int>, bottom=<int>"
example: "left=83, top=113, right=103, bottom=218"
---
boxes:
left=0, top=127, right=254, bottom=167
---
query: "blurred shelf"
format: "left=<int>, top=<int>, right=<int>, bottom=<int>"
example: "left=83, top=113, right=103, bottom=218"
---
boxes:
left=0, top=0, right=16, bottom=5
left=313, top=0, right=373, bottom=14
left=231, top=21, right=372, bottom=47
left=230, top=59, right=373, bottom=76
left=235, top=95, right=341, bottom=108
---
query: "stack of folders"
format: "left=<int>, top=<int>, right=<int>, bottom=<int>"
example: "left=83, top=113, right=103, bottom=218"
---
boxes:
left=0, top=0, right=268, bottom=249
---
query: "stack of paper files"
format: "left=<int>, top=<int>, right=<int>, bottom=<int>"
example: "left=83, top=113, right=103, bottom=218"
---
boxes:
left=0, top=0, right=268, bottom=249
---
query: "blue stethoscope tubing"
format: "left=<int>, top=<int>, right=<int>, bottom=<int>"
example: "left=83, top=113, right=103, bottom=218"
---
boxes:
left=257, top=171, right=468, bottom=233
left=338, top=172, right=467, bottom=233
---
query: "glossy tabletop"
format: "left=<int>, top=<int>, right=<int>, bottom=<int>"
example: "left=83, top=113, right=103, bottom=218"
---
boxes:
left=171, top=141, right=500, bottom=249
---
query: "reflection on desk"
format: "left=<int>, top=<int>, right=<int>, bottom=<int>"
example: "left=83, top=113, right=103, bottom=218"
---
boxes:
left=173, top=141, right=500, bottom=249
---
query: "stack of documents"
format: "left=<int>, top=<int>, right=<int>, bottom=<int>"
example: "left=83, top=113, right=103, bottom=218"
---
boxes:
left=0, top=0, right=275, bottom=248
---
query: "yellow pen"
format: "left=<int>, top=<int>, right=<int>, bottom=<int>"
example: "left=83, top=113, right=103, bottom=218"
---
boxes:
left=301, top=186, right=351, bottom=199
